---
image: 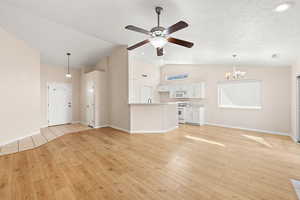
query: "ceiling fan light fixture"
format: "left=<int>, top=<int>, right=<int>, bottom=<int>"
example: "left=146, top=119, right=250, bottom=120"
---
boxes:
left=149, top=36, right=168, bottom=48
left=125, top=7, right=193, bottom=56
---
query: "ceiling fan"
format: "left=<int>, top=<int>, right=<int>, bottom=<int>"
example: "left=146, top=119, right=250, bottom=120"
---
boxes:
left=125, top=7, right=194, bottom=56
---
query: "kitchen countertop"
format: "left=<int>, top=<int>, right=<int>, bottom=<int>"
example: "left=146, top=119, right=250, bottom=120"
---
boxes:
left=129, top=102, right=177, bottom=105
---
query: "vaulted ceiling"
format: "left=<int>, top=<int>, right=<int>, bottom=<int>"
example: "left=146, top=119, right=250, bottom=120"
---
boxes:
left=0, top=0, right=299, bottom=67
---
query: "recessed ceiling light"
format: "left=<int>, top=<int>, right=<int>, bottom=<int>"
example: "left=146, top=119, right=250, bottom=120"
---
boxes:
left=274, top=2, right=293, bottom=12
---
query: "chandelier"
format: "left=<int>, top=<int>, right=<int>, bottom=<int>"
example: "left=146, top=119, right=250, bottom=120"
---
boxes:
left=225, top=54, right=246, bottom=80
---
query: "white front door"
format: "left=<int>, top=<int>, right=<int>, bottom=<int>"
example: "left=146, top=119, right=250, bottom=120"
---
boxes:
left=86, top=80, right=95, bottom=127
left=48, top=83, right=72, bottom=126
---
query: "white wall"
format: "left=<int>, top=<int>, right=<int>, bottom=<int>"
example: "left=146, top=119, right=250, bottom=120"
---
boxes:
left=291, top=59, right=300, bottom=141
left=128, top=56, right=160, bottom=103
left=40, top=64, right=81, bottom=127
left=107, top=46, right=131, bottom=131
left=84, top=56, right=108, bottom=73
left=160, top=64, right=291, bottom=135
left=0, top=27, right=40, bottom=145
left=80, top=48, right=131, bottom=131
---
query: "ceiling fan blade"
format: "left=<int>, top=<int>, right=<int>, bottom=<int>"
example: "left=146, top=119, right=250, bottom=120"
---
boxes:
left=157, top=48, right=163, bottom=56
left=167, top=21, right=188, bottom=34
left=168, top=37, right=194, bottom=48
left=127, top=39, right=149, bottom=50
left=125, top=25, right=150, bottom=35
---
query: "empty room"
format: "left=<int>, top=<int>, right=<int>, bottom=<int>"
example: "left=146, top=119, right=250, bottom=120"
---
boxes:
left=0, top=0, right=300, bottom=199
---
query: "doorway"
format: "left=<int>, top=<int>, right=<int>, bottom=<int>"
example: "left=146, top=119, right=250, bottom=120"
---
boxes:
left=86, top=80, right=95, bottom=128
left=48, top=82, right=72, bottom=126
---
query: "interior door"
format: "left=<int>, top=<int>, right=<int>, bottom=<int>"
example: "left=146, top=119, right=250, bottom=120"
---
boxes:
left=86, top=80, right=95, bottom=127
left=140, top=86, right=153, bottom=103
left=48, top=83, right=72, bottom=126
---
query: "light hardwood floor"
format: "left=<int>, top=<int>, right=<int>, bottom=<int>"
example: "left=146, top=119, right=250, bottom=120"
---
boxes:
left=0, top=125, right=300, bottom=200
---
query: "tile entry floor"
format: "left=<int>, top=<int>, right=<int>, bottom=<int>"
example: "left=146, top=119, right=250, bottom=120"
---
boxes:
left=0, top=124, right=91, bottom=156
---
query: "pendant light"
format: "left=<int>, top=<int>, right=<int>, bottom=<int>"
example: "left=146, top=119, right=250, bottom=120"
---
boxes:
left=66, top=53, right=72, bottom=78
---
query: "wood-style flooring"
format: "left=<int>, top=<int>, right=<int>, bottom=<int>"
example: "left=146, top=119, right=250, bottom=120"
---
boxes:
left=0, top=124, right=300, bottom=200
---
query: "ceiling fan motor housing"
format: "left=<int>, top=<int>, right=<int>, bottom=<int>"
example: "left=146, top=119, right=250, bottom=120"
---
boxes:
left=150, top=26, right=167, bottom=38
left=155, top=7, right=163, bottom=15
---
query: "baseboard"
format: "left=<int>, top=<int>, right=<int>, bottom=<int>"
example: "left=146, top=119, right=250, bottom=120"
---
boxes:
left=0, top=129, right=40, bottom=147
left=108, top=125, right=130, bottom=133
left=291, top=135, right=300, bottom=143
left=94, top=124, right=109, bottom=129
left=97, top=125, right=178, bottom=134
left=130, top=126, right=178, bottom=134
left=41, top=121, right=82, bottom=128
left=205, top=122, right=289, bottom=136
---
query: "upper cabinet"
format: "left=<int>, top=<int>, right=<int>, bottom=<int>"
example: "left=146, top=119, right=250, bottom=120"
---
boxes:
left=189, top=83, right=206, bottom=99
left=158, top=85, right=169, bottom=92
left=158, top=82, right=206, bottom=99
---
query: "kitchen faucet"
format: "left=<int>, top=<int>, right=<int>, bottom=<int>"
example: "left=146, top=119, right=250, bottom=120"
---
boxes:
left=147, top=98, right=152, bottom=104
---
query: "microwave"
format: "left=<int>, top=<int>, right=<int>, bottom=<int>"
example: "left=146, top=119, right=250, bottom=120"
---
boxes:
left=175, top=91, right=187, bottom=98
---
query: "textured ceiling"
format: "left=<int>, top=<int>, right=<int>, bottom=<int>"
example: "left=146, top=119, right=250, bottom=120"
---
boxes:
left=0, top=0, right=300, bottom=67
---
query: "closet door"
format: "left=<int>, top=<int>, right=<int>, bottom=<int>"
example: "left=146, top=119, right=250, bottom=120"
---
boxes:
left=86, top=80, right=95, bottom=127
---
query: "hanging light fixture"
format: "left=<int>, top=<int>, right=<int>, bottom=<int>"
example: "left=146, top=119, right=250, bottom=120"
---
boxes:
left=66, top=53, right=72, bottom=78
left=225, top=54, right=246, bottom=80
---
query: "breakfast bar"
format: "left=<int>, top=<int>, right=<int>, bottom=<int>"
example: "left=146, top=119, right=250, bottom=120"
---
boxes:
left=129, top=103, right=178, bottom=133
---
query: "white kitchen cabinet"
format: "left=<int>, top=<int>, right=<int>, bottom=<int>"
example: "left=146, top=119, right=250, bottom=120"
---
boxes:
left=185, top=106, right=205, bottom=125
left=158, top=85, right=169, bottom=92
left=192, top=108, right=200, bottom=123
left=158, top=83, right=205, bottom=99
left=168, top=85, right=176, bottom=98
left=189, top=83, right=205, bottom=98
left=185, top=107, right=193, bottom=123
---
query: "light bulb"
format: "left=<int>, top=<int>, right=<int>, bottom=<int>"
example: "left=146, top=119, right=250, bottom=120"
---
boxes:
left=149, top=36, right=168, bottom=48
left=66, top=73, right=72, bottom=78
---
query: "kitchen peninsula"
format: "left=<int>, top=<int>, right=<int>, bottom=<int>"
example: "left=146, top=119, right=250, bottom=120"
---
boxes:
left=129, top=103, right=178, bottom=133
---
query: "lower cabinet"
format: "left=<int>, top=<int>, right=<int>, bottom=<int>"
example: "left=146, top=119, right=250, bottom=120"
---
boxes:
left=185, top=107, right=205, bottom=125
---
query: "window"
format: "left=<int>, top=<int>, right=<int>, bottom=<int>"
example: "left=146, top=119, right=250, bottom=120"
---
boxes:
left=166, top=74, right=189, bottom=80
left=218, top=80, right=262, bottom=109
